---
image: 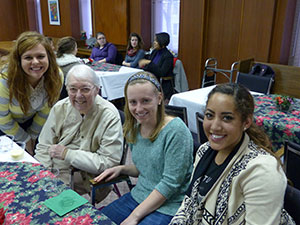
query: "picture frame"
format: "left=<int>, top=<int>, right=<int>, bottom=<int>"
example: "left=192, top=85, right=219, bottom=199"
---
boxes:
left=48, top=0, right=60, bottom=25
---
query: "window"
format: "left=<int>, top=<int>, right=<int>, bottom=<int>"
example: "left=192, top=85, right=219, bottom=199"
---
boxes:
left=152, top=0, right=180, bottom=54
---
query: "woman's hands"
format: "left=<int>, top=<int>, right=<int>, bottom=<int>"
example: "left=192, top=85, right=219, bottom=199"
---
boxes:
left=121, top=215, right=139, bottom=225
left=138, top=59, right=151, bottom=68
left=122, top=61, right=131, bottom=67
left=93, top=166, right=123, bottom=183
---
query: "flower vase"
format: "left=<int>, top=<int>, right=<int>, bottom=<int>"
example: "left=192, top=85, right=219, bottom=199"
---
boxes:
left=277, top=104, right=291, bottom=112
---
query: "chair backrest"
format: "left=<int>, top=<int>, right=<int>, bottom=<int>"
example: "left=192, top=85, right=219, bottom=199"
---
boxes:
left=235, top=72, right=273, bottom=94
left=118, top=110, right=129, bottom=165
left=284, top=184, right=300, bottom=224
left=284, top=141, right=300, bottom=189
left=195, top=112, right=208, bottom=144
left=165, top=105, right=188, bottom=126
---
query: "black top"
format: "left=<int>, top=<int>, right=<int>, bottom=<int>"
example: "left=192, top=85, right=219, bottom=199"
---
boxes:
left=187, top=133, right=245, bottom=198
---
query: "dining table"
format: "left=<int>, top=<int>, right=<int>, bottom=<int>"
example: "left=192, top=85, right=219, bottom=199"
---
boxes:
left=253, top=94, right=300, bottom=151
left=0, top=136, right=116, bottom=225
left=169, top=86, right=300, bottom=152
left=89, top=61, right=142, bottom=101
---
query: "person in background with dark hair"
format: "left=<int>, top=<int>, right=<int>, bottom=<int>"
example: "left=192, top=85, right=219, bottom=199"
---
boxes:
left=139, top=32, right=174, bottom=100
left=56, top=36, right=82, bottom=99
left=170, top=83, right=294, bottom=225
left=122, top=32, right=145, bottom=68
left=45, top=36, right=56, bottom=52
left=90, top=32, right=117, bottom=64
left=94, top=71, right=193, bottom=225
left=0, top=31, right=63, bottom=155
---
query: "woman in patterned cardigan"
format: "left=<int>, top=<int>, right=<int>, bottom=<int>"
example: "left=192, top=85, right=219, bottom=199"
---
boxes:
left=170, top=83, right=294, bottom=225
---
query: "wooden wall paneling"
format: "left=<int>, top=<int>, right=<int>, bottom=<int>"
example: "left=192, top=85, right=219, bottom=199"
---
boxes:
left=40, top=0, right=80, bottom=39
left=26, top=0, right=38, bottom=31
left=178, top=0, right=206, bottom=90
left=92, top=0, right=129, bottom=46
left=269, top=0, right=297, bottom=64
left=238, top=0, right=276, bottom=62
left=0, top=0, right=26, bottom=41
left=203, top=0, right=242, bottom=83
left=128, top=0, right=151, bottom=49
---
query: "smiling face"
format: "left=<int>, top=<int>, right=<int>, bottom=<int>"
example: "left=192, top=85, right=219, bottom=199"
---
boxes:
left=127, top=82, right=162, bottom=129
left=21, top=44, right=49, bottom=87
left=96, top=34, right=106, bottom=47
left=131, top=36, right=138, bottom=48
left=67, top=75, right=99, bottom=115
left=203, top=93, right=251, bottom=155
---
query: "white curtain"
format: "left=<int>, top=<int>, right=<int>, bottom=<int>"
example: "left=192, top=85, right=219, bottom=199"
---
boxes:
left=78, top=0, right=92, bottom=38
left=152, top=0, right=180, bottom=54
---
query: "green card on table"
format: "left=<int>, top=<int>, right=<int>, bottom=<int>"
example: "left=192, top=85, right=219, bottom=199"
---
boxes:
left=44, top=189, right=88, bottom=216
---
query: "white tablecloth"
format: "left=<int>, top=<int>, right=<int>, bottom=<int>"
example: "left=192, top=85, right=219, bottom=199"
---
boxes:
left=169, top=85, right=262, bottom=133
left=96, top=66, right=142, bottom=100
left=0, top=136, right=39, bottom=163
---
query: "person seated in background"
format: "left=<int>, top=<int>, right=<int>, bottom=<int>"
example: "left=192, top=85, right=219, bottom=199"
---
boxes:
left=90, top=32, right=117, bottom=64
left=94, top=71, right=193, bottom=225
left=0, top=49, right=9, bottom=66
left=0, top=31, right=63, bottom=155
left=34, top=64, right=123, bottom=202
left=170, top=83, right=293, bottom=225
left=122, top=32, right=145, bottom=68
left=56, top=36, right=83, bottom=99
left=45, top=36, right=56, bottom=52
left=139, top=32, right=174, bottom=101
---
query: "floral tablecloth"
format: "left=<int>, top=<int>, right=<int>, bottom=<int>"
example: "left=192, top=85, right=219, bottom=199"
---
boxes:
left=89, top=62, right=121, bottom=72
left=254, top=95, right=300, bottom=152
left=0, top=162, right=115, bottom=225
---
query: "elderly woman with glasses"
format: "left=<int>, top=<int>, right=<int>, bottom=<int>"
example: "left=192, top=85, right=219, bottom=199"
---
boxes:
left=90, top=32, right=117, bottom=64
left=34, top=64, right=123, bottom=202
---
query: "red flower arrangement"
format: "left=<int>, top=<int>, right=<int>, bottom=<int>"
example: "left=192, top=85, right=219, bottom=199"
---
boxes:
left=274, top=95, right=294, bottom=111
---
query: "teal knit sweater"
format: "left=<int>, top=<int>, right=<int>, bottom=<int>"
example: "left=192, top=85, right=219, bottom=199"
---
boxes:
left=130, top=117, right=193, bottom=216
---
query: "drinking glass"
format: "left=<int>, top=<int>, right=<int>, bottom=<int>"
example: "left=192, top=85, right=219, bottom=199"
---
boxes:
left=0, top=135, right=14, bottom=153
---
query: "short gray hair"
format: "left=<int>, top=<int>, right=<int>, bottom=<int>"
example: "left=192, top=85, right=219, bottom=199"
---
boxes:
left=65, top=64, right=100, bottom=88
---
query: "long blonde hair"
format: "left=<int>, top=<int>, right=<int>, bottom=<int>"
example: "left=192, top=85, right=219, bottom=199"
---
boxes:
left=123, top=71, right=165, bottom=143
left=6, top=31, right=62, bottom=114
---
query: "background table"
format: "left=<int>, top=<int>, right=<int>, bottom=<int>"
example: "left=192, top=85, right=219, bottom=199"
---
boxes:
left=0, top=161, right=115, bottom=224
left=254, top=95, right=300, bottom=151
left=90, top=62, right=141, bottom=100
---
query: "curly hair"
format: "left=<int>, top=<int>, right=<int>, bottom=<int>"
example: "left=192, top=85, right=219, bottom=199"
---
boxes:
left=123, top=71, right=165, bottom=143
left=56, top=36, right=77, bottom=58
left=6, top=31, right=62, bottom=114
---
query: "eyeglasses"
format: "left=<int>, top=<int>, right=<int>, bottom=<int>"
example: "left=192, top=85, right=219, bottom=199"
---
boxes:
left=67, top=86, right=95, bottom=94
left=97, top=37, right=105, bottom=40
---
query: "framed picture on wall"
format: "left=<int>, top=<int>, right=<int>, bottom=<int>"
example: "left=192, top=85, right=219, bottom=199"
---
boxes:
left=48, top=0, right=60, bottom=25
